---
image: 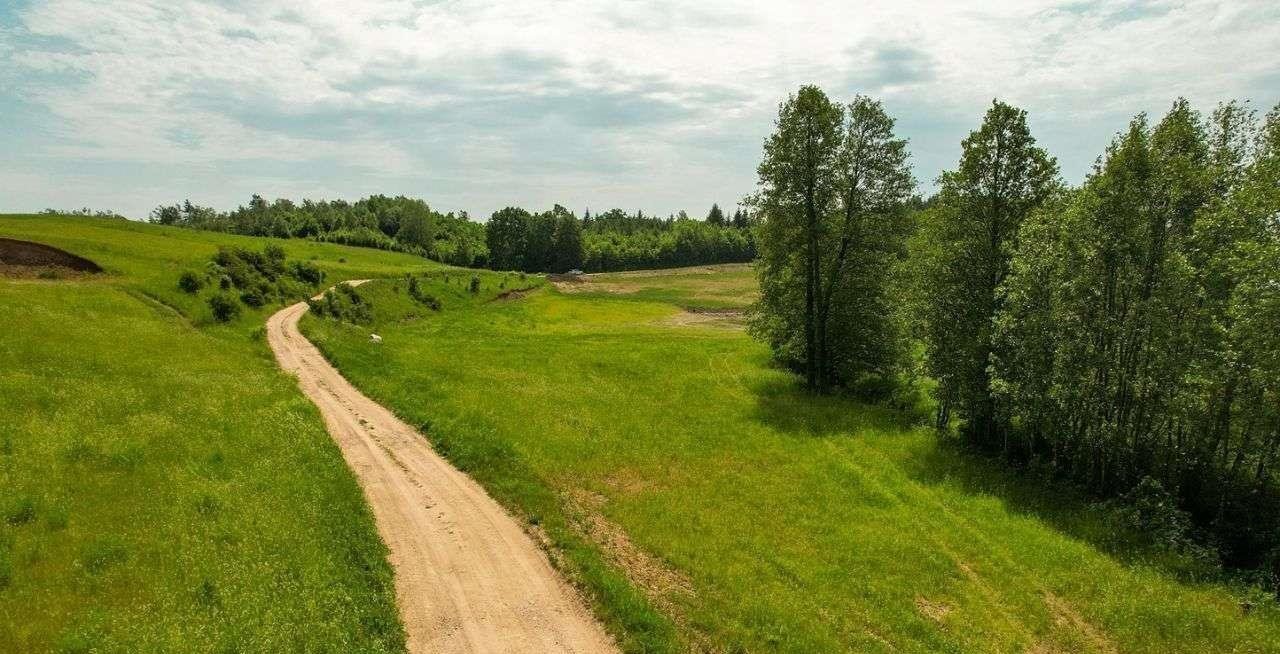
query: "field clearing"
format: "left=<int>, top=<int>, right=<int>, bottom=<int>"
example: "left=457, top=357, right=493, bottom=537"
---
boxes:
left=0, top=215, right=431, bottom=652
left=304, top=265, right=1280, bottom=653
left=556, top=263, right=757, bottom=310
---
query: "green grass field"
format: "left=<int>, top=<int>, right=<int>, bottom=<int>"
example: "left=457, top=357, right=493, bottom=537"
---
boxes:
left=6, top=214, right=1280, bottom=653
left=0, top=215, right=434, bottom=652
left=564, top=264, right=757, bottom=310
left=303, top=268, right=1280, bottom=653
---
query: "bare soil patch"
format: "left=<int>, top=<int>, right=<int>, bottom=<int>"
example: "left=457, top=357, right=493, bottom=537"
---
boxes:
left=491, top=285, right=540, bottom=302
left=0, top=238, right=102, bottom=278
left=600, top=263, right=751, bottom=278
left=915, top=596, right=953, bottom=624
left=662, top=307, right=746, bottom=329
left=566, top=489, right=694, bottom=609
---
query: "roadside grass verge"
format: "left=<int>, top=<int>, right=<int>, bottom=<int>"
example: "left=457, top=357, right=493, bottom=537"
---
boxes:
left=304, top=269, right=1280, bottom=653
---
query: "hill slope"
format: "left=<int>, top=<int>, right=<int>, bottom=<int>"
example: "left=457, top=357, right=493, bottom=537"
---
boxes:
left=0, top=214, right=432, bottom=652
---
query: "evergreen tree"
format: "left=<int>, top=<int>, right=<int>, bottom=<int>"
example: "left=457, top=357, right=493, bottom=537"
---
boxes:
left=707, top=203, right=726, bottom=225
left=551, top=207, right=584, bottom=272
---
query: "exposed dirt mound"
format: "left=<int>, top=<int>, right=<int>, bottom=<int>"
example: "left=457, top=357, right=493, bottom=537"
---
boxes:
left=491, top=285, right=540, bottom=302
left=0, top=238, right=102, bottom=277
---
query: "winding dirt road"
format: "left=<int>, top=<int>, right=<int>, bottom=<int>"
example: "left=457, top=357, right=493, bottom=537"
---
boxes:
left=266, top=282, right=617, bottom=654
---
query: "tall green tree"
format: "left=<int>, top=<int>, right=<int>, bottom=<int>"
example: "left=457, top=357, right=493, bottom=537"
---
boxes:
left=752, top=89, right=915, bottom=392
left=917, top=100, right=1059, bottom=446
left=751, top=85, right=842, bottom=390
left=486, top=207, right=530, bottom=270
left=706, top=203, right=726, bottom=225
left=396, top=210, right=437, bottom=251
left=990, top=100, right=1280, bottom=567
left=550, top=206, right=584, bottom=272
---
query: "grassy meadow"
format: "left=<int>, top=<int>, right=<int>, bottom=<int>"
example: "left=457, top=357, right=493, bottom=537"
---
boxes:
left=303, top=265, right=1280, bottom=653
left=0, top=214, right=434, bottom=652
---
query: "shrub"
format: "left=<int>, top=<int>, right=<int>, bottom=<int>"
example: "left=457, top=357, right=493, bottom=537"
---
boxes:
left=189, top=246, right=324, bottom=313
left=177, top=271, right=204, bottom=293
left=469, top=275, right=481, bottom=294
left=239, top=287, right=268, bottom=308
left=1111, top=477, right=1196, bottom=552
left=407, top=276, right=442, bottom=310
left=288, top=260, right=325, bottom=286
left=305, top=297, right=326, bottom=317
left=208, top=293, right=242, bottom=323
left=313, top=284, right=373, bottom=324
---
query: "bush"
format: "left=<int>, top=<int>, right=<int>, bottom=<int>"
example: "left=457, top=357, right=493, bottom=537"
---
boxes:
left=406, top=276, right=442, bottom=310
left=313, top=284, right=373, bottom=324
left=288, top=260, right=325, bottom=285
left=1111, top=477, right=1196, bottom=551
left=305, top=297, right=326, bottom=317
left=177, top=271, right=204, bottom=294
left=239, top=286, right=269, bottom=308
left=208, top=293, right=242, bottom=323
left=469, top=276, right=481, bottom=294
left=187, top=246, right=324, bottom=314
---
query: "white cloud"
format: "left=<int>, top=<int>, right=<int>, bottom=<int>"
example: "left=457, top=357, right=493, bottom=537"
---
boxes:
left=1, top=0, right=1277, bottom=218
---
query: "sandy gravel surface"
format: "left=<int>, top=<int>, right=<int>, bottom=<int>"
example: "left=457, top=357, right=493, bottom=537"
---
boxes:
left=266, top=282, right=617, bottom=654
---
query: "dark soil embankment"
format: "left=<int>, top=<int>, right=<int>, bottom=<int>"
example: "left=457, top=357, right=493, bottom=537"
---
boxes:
left=0, top=238, right=102, bottom=277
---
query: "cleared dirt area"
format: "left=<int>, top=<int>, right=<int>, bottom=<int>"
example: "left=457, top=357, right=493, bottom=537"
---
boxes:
left=661, top=308, right=747, bottom=329
left=267, top=283, right=617, bottom=654
left=0, top=237, right=102, bottom=277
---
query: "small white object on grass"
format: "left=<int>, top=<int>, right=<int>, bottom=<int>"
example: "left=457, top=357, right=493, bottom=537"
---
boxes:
left=370, top=334, right=383, bottom=344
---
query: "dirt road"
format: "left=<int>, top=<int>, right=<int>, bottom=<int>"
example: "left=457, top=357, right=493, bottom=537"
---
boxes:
left=266, top=282, right=617, bottom=654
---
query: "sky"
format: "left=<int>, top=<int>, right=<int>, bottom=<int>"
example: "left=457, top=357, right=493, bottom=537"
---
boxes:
left=1, top=0, right=1278, bottom=221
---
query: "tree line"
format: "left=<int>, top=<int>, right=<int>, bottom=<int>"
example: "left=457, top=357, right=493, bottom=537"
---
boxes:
left=153, top=196, right=754, bottom=273
left=487, top=204, right=754, bottom=274
left=751, top=85, right=1280, bottom=579
left=151, top=194, right=487, bottom=267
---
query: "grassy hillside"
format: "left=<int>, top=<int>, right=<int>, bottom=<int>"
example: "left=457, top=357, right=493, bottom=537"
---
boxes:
left=0, top=214, right=433, bottom=652
left=303, top=267, right=1280, bottom=653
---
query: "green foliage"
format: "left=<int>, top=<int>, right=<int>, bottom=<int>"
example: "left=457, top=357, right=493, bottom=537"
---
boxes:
left=488, top=205, right=753, bottom=273
left=987, top=99, right=1280, bottom=569
left=706, top=203, right=726, bottom=226
left=1109, top=477, right=1196, bottom=552
left=468, top=275, right=481, bottom=294
left=582, top=209, right=754, bottom=272
left=207, top=292, right=241, bottom=322
left=288, top=259, right=325, bottom=286
left=151, top=194, right=488, bottom=267
left=485, top=207, right=531, bottom=271
left=750, top=88, right=916, bottom=394
left=310, top=283, right=374, bottom=324
left=913, top=99, right=1060, bottom=441
left=406, top=275, right=441, bottom=310
left=192, top=245, right=329, bottom=319
left=176, top=270, right=203, bottom=293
